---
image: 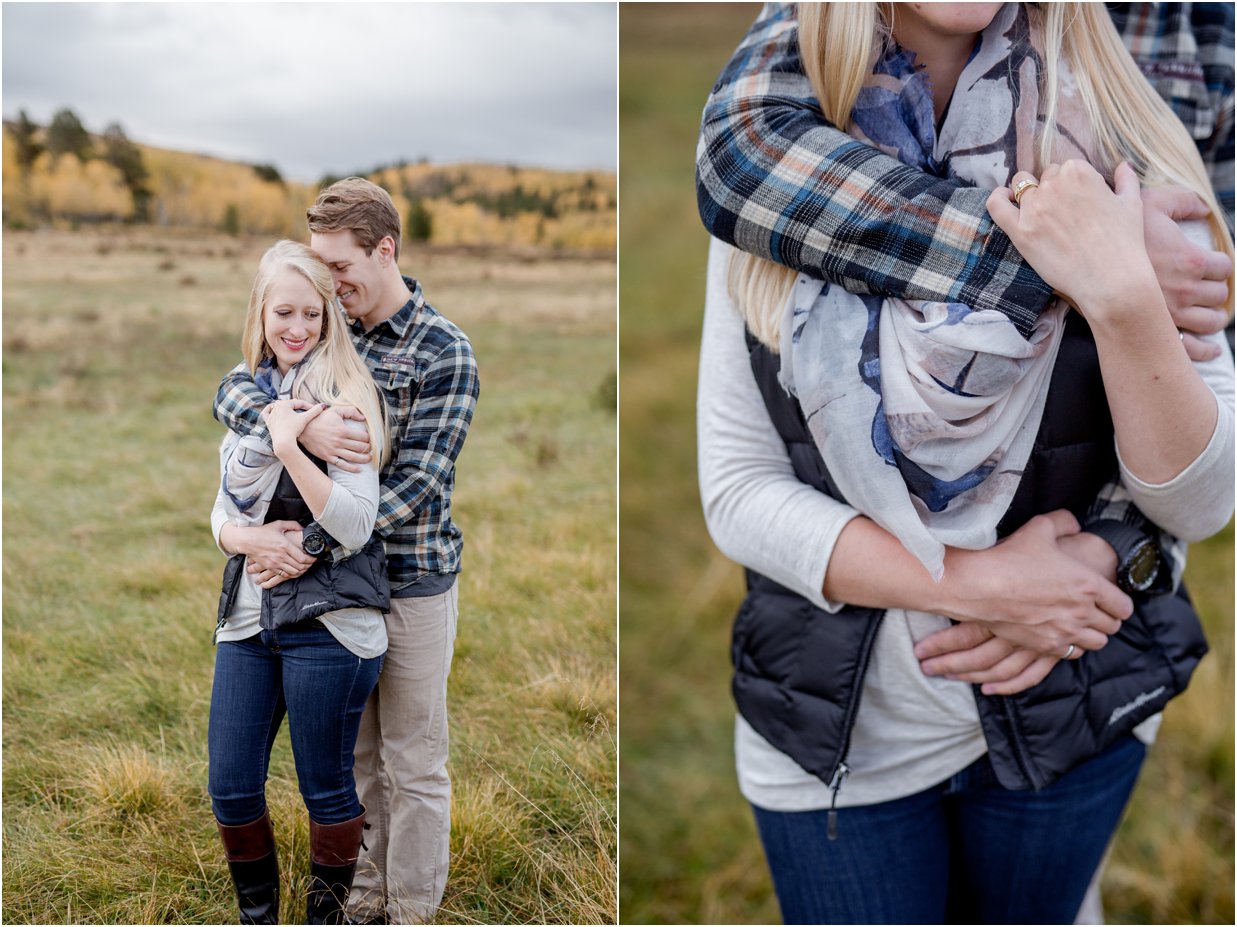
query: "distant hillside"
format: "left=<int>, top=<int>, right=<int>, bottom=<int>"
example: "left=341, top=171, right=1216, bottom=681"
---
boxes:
left=2, top=112, right=615, bottom=252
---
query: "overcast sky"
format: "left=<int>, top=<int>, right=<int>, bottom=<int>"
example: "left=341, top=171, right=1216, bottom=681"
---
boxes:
left=3, top=2, right=617, bottom=181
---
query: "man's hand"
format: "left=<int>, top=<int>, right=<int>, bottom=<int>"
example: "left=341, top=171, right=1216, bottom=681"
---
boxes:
left=249, top=558, right=311, bottom=590
left=1141, top=186, right=1231, bottom=361
left=221, top=520, right=315, bottom=588
left=246, top=522, right=313, bottom=589
left=916, top=622, right=1061, bottom=695
left=299, top=406, right=371, bottom=472
left=936, top=510, right=1133, bottom=656
left=264, top=399, right=327, bottom=458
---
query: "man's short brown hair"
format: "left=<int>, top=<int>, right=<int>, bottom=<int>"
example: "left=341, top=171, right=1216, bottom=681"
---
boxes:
left=307, top=177, right=402, bottom=260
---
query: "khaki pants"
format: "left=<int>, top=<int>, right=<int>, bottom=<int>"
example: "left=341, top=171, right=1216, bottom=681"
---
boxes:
left=348, top=583, right=457, bottom=924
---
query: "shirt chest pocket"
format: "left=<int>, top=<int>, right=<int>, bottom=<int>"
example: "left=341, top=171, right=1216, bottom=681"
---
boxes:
left=375, top=363, right=420, bottom=399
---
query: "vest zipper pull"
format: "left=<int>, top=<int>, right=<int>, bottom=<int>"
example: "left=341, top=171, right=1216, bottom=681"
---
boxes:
left=826, top=762, right=850, bottom=841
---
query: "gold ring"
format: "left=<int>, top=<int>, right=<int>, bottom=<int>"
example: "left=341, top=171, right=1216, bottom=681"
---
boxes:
left=1063, top=643, right=1076, bottom=659
left=1013, top=179, right=1040, bottom=206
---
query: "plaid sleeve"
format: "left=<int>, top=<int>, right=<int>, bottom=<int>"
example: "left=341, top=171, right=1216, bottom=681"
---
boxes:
left=1191, top=2, right=1234, bottom=231
left=213, top=362, right=272, bottom=447
left=1109, top=2, right=1234, bottom=231
left=1085, top=477, right=1187, bottom=591
left=694, top=2, right=1052, bottom=334
left=374, top=337, right=479, bottom=538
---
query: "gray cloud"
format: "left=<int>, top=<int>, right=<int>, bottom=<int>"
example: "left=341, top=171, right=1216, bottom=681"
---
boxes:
left=3, top=2, right=617, bottom=180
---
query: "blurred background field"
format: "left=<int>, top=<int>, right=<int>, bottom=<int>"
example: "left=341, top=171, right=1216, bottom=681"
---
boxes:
left=2, top=225, right=616, bottom=924
left=618, top=4, right=1234, bottom=925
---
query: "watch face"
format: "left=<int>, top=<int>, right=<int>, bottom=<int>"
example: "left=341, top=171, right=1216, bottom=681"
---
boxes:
left=1125, top=539, right=1160, bottom=591
left=303, top=532, right=326, bottom=556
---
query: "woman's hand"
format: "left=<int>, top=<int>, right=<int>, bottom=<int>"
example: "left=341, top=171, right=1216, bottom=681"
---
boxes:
left=988, top=161, right=1159, bottom=323
left=993, top=163, right=1220, bottom=487
left=219, top=519, right=316, bottom=585
left=915, top=513, right=1132, bottom=694
left=263, top=399, right=328, bottom=459
left=936, top=510, right=1133, bottom=655
left=916, top=622, right=1063, bottom=695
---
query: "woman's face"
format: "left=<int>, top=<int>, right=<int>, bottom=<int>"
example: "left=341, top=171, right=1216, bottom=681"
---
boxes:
left=893, top=3, right=1004, bottom=39
left=263, top=267, right=324, bottom=373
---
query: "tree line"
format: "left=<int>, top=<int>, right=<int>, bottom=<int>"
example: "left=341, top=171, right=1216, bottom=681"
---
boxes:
left=3, top=108, right=616, bottom=251
left=9, top=108, right=155, bottom=221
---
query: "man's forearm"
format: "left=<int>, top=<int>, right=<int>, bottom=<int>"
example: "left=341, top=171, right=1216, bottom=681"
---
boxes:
left=214, top=365, right=270, bottom=442
left=695, top=2, right=1052, bottom=333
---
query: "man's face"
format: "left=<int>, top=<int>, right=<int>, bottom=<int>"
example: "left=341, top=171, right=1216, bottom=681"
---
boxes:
left=310, top=229, right=386, bottom=325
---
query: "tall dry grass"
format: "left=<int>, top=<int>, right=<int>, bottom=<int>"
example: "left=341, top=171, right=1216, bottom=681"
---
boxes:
left=2, top=227, right=617, bottom=924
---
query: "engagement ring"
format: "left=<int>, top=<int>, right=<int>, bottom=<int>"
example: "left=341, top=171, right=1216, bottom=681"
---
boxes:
left=1012, top=178, right=1040, bottom=206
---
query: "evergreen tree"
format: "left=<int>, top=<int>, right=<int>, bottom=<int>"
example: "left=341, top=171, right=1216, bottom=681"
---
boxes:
left=408, top=198, right=433, bottom=242
left=11, top=109, right=43, bottom=174
left=252, top=163, right=284, bottom=185
left=102, top=123, right=152, bottom=221
left=46, top=108, right=93, bottom=161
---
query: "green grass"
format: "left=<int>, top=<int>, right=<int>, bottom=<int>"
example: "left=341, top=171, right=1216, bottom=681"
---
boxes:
left=617, top=4, right=1234, bottom=924
left=2, top=227, right=616, bottom=924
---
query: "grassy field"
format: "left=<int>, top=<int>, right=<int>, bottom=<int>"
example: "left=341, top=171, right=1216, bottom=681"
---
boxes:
left=2, top=228, right=617, bottom=924
left=618, top=4, right=1234, bottom=925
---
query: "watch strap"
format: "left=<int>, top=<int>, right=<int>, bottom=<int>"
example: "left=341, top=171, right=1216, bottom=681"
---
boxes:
left=1083, top=518, right=1163, bottom=596
left=1083, top=519, right=1148, bottom=560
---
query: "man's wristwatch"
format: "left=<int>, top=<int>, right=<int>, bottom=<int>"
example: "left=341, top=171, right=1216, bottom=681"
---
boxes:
left=302, top=524, right=330, bottom=560
left=1083, top=519, right=1162, bottom=596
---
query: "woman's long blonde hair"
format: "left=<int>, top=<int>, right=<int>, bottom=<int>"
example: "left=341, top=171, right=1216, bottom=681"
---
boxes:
left=241, top=239, right=390, bottom=467
left=731, top=2, right=1235, bottom=349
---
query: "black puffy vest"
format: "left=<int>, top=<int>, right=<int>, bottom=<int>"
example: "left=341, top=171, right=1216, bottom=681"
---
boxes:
left=216, top=456, right=389, bottom=634
left=736, top=311, right=1208, bottom=791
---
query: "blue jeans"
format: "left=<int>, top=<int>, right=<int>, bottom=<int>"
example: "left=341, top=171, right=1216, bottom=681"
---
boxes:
left=208, top=621, right=383, bottom=826
left=753, top=735, right=1146, bottom=925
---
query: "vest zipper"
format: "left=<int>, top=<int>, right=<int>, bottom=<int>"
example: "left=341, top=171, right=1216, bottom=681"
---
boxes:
left=214, top=555, right=245, bottom=645
left=826, top=761, right=851, bottom=840
left=825, top=610, right=883, bottom=841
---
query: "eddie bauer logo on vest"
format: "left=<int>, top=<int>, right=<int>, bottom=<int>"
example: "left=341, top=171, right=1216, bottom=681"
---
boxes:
left=301, top=601, right=329, bottom=612
left=1108, top=686, right=1167, bottom=726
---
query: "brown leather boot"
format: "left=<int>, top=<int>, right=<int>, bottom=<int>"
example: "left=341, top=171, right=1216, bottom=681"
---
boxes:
left=306, top=808, right=366, bottom=925
left=216, top=811, right=279, bottom=925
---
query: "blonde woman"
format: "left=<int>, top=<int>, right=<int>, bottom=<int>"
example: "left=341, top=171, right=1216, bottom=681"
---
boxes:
left=208, top=240, right=390, bottom=925
left=698, top=4, right=1233, bottom=922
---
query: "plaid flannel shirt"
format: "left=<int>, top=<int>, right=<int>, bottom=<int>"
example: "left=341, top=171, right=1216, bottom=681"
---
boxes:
left=696, top=2, right=1235, bottom=336
left=214, top=278, right=479, bottom=594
